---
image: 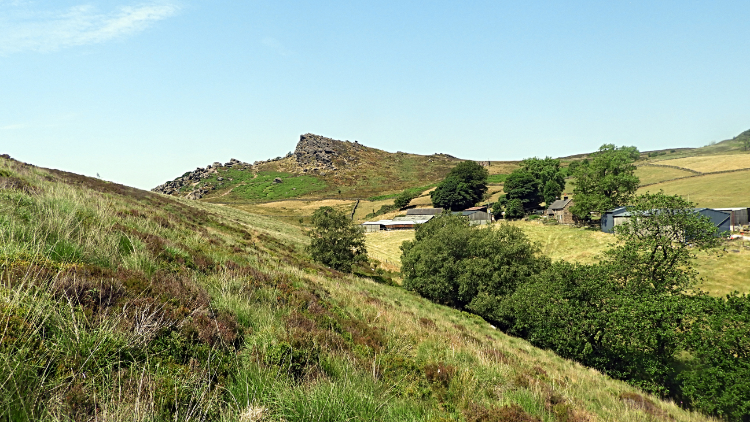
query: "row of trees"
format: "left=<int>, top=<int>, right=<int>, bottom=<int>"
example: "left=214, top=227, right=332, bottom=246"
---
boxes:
left=401, top=193, right=749, bottom=419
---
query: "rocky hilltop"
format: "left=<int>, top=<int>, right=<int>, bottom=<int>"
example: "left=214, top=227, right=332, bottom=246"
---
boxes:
left=292, top=133, right=365, bottom=174
left=151, top=158, right=251, bottom=199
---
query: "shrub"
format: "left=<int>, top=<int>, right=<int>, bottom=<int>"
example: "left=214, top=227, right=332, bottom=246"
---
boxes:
left=307, top=206, right=367, bottom=272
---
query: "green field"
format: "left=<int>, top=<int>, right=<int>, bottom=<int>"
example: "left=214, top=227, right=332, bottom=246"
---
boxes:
left=638, top=169, right=750, bottom=207
left=635, top=165, right=696, bottom=185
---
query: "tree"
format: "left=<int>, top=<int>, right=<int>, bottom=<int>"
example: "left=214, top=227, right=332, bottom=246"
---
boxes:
left=542, top=180, right=562, bottom=206
left=570, top=144, right=640, bottom=220
left=491, top=195, right=506, bottom=220
left=520, top=157, right=565, bottom=202
left=394, top=190, right=417, bottom=209
left=603, top=192, right=721, bottom=293
left=504, top=198, right=525, bottom=220
left=307, top=206, right=367, bottom=272
left=504, top=157, right=565, bottom=211
left=400, top=214, right=548, bottom=321
left=503, top=170, right=541, bottom=212
left=431, top=161, right=488, bottom=210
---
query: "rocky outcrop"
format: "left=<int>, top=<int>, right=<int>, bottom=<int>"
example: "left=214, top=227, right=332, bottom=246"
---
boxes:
left=151, top=158, right=251, bottom=199
left=293, top=133, right=364, bottom=173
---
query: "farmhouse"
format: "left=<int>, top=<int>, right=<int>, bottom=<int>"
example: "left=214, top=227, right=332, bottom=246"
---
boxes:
left=545, top=197, right=574, bottom=224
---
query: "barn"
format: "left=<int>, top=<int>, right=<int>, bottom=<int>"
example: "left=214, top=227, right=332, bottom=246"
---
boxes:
left=601, top=207, right=731, bottom=234
left=712, top=208, right=749, bottom=231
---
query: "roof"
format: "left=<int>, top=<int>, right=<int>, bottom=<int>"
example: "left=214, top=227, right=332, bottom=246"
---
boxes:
left=361, top=219, right=431, bottom=226
left=406, top=207, right=444, bottom=216
left=546, top=198, right=572, bottom=211
left=451, top=210, right=489, bottom=217
left=392, top=215, right=435, bottom=222
left=713, top=207, right=748, bottom=211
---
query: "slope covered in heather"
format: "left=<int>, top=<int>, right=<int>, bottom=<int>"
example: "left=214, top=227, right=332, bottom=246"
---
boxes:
left=0, top=154, right=712, bottom=421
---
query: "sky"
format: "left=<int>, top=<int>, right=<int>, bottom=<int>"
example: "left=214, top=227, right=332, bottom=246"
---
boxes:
left=1, top=0, right=749, bottom=190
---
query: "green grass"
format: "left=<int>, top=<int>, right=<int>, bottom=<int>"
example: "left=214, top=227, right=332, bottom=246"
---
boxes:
left=635, top=165, right=696, bottom=185
left=206, top=170, right=327, bottom=202
left=0, top=156, right=719, bottom=421
left=487, top=174, right=508, bottom=184
left=638, top=169, right=750, bottom=208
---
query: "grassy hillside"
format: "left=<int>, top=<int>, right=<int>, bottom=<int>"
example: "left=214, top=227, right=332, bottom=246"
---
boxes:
left=638, top=169, right=750, bottom=207
left=202, top=148, right=463, bottom=203
left=365, top=221, right=750, bottom=296
left=0, top=155, right=716, bottom=421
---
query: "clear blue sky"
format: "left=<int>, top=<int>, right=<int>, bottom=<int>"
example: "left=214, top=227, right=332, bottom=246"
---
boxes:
left=2, top=1, right=749, bottom=190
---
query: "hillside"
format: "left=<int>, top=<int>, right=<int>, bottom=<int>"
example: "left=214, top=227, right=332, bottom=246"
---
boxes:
left=153, top=134, right=467, bottom=203
left=0, top=154, right=714, bottom=421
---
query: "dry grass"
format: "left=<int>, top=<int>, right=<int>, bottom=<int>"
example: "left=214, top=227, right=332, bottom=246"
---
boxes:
left=635, top=165, right=696, bottom=185
left=365, top=230, right=415, bottom=269
left=694, top=240, right=750, bottom=296
left=638, top=169, right=750, bottom=208
left=505, top=221, right=617, bottom=264
left=486, top=161, right=520, bottom=175
left=654, top=153, right=750, bottom=173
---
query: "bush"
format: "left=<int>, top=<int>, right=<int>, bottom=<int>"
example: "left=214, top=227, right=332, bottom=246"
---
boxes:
left=504, top=199, right=525, bottom=220
left=400, top=214, right=548, bottom=323
left=308, top=206, right=367, bottom=272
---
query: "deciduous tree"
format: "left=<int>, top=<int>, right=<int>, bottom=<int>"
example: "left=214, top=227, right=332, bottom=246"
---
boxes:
left=570, top=144, right=640, bottom=220
left=307, top=206, right=367, bottom=272
left=431, top=161, right=489, bottom=210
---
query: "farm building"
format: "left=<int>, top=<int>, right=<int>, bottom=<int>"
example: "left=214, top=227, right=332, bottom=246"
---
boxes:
left=361, top=218, right=431, bottom=232
left=601, top=207, right=731, bottom=234
left=713, top=208, right=749, bottom=231
left=600, top=207, right=628, bottom=233
left=406, top=208, right=444, bottom=216
left=545, top=197, right=574, bottom=224
left=451, top=209, right=491, bottom=225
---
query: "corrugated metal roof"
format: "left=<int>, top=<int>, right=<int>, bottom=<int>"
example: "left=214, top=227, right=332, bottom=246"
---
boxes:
left=406, top=208, right=444, bottom=216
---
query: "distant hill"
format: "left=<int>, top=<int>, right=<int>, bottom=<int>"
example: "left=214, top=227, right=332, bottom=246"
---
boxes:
left=153, top=133, right=464, bottom=202
left=152, top=128, right=750, bottom=208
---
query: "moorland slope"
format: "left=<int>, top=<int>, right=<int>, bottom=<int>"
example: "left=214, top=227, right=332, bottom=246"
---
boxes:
left=0, top=154, right=712, bottom=421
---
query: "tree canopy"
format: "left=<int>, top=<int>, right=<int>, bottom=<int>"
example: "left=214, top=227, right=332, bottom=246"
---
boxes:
left=504, top=157, right=565, bottom=213
left=401, top=214, right=548, bottom=319
left=307, top=206, right=367, bottom=272
left=430, top=161, right=488, bottom=211
left=570, top=144, right=640, bottom=220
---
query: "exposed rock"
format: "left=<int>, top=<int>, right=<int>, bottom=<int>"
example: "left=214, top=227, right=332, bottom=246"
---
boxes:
left=273, top=177, right=282, bottom=184
left=293, top=133, right=364, bottom=173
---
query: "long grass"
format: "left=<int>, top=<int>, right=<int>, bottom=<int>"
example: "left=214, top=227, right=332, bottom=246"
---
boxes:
left=0, top=156, right=719, bottom=421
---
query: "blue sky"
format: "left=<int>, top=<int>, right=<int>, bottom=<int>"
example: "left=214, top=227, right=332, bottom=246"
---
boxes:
left=1, top=1, right=749, bottom=190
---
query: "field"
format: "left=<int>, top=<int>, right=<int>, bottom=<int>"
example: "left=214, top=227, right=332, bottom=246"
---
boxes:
left=364, top=221, right=750, bottom=296
left=638, top=169, right=750, bottom=208
left=1, top=155, right=714, bottom=421
left=635, top=165, right=696, bottom=185
left=653, top=153, right=750, bottom=173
